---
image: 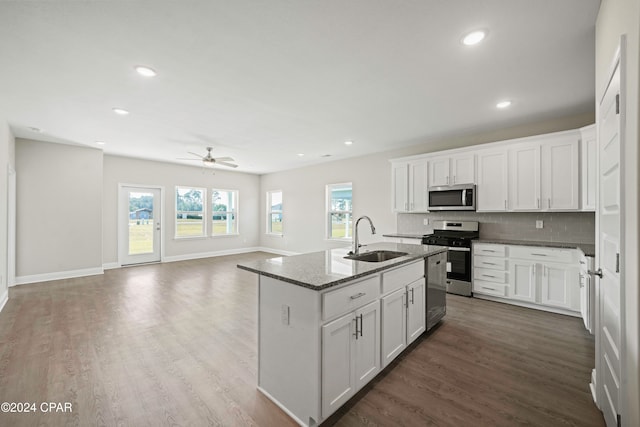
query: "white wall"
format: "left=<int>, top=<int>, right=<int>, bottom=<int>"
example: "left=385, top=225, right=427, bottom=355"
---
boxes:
left=259, top=113, right=594, bottom=254
left=596, top=1, right=640, bottom=425
left=102, top=155, right=261, bottom=265
left=0, top=119, right=16, bottom=311
left=15, top=139, right=103, bottom=281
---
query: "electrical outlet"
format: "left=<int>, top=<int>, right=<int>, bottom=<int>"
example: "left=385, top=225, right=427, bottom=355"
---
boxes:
left=423, top=218, right=429, bottom=225
left=281, top=305, right=290, bottom=325
left=536, top=220, right=543, bottom=229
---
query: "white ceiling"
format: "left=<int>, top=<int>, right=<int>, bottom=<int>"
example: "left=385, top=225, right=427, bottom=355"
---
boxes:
left=0, top=0, right=601, bottom=174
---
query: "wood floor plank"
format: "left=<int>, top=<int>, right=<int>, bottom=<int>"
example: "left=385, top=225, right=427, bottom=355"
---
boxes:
left=0, top=252, right=603, bottom=426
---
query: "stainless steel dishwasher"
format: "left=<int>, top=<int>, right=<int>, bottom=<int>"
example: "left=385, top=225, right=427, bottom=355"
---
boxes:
left=426, top=251, right=447, bottom=330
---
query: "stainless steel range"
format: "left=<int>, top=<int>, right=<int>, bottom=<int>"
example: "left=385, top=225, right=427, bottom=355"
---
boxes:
left=422, top=220, right=479, bottom=296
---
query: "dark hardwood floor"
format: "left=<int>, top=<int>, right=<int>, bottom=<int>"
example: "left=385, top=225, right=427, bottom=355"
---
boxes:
left=0, top=252, right=604, bottom=426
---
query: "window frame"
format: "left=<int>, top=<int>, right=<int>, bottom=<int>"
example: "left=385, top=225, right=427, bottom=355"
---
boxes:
left=266, top=190, right=283, bottom=236
left=326, top=182, right=353, bottom=241
left=175, top=186, right=207, bottom=239
left=211, top=189, right=239, bottom=237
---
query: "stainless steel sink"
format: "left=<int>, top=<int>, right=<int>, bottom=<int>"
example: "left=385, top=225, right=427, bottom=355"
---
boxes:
left=344, top=250, right=408, bottom=263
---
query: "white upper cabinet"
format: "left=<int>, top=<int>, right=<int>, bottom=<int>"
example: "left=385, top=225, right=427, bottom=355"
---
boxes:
left=580, top=124, right=597, bottom=211
left=429, top=154, right=475, bottom=187
left=509, top=142, right=541, bottom=211
left=391, top=162, right=409, bottom=212
left=390, top=126, right=591, bottom=213
left=541, top=136, right=579, bottom=210
left=391, top=159, right=428, bottom=212
left=477, top=149, right=509, bottom=211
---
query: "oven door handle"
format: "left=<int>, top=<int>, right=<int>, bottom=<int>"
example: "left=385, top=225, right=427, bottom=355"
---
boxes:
left=448, top=247, right=471, bottom=252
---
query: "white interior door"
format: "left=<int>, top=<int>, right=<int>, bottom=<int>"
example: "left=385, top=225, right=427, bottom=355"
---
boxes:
left=596, top=58, right=623, bottom=427
left=119, top=186, right=162, bottom=265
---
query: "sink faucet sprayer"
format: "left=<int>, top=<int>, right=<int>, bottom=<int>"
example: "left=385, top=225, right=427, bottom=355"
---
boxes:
left=349, top=216, right=376, bottom=255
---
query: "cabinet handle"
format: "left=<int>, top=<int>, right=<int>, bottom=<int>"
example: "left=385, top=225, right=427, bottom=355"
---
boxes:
left=453, top=175, right=457, bottom=184
left=410, top=288, right=415, bottom=304
left=353, top=317, right=359, bottom=340
left=436, top=260, right=441, bottom=265
left=482, top=274, right=497, bottom=278
left=537, top=198, right=540, bottom=209
left=548, top=198, right=551, bottom=208
left=482, top=286, right=496, bottom=291
left=483, top=262, right=498, bottom=266
left=446, top=176, right=450, bottom=184
left=483, top=249, right=497, bottom=253
left=531, top=253, right=548, bottom=257
left=359, top=314, right=363, bottom=337
left=504, top=200, right=507, bottom=210
left=350, top=292, right=366, bottom=300
left=543, top=266, right=547, bottom=277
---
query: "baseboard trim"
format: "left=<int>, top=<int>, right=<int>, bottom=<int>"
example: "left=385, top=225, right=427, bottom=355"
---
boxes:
left=14, top=267, right=104, bottom=286
left=472, top=293, right=581, bottom=318
left=102, top=262, right=120, bottom=270
left=0, top=290, right=8, bottom=313
left=12, top=248, right=298, bottom=285
left=254, top=247, right=300, bottom=257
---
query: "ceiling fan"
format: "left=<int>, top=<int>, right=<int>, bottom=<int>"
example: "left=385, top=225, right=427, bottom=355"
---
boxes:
left=179, top=147, right=238, bottom=168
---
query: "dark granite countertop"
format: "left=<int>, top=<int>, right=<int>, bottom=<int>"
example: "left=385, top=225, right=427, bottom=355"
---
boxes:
left=237, top=242, right=447, bottom=290
left=475, top=239, right=595, bottom=257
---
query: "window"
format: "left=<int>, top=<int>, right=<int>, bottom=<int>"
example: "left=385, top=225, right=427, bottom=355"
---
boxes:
left=267, top=190, right=283, bottom=235
left=176, top=187, right=205, bottom=238
left=327, top=183, right=352, bottom=239
left=212, top=189, right=238, bottom=236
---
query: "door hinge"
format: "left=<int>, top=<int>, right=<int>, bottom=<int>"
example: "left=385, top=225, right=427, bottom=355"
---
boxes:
left=616, top=253, right=620, bottom=273
left=617, top=413, right=621, bottom=427
left=616, top=94, right=620, bottom=114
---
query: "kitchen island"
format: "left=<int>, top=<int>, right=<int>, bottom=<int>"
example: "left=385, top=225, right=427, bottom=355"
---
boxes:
left=237, top=243, right=447, bottom=427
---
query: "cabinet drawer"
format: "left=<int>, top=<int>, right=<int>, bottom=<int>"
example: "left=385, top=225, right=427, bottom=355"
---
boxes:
left=509, top=246, right=574, bottom=263
left=474, top=244, right=507, bottom=257
left=474, top=267, right=507, bottom=284
left=473, top=280, right=507, bottom=297
left=474, top=255, right=507, bottom=271
left=323, top=276, right=380, bottom=321
left=381, top=260, right=424, bottom=295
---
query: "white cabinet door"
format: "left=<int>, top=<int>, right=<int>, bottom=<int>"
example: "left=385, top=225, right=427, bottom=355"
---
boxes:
left=541, top=138, right=579, bottom=210
left=451, top=154, right=475, bottom=185
left=509, top=143, right=541, bottom=210
left=509, top=260, right=537, bottom=303
left=406, top=278, right=426, bottom=345
left=408, top=160, right=429, bottom=211
left=429, top=157, right=450, bottom=186
left=381, top=288, right=406, bottom=367
left=540, top=262, right=580, bottom=310
left=392, top=163, right=409, bottom=212
left=354, top=301, right=381, bottom=390
left=580, top=124, right=597, bottom=211
left=477, top=149, right=509, bottom=211
left=322, top=312, right=355, bottom=419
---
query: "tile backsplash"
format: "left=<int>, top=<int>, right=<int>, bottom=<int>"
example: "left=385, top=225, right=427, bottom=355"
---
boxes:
left=397, top=211, right=595, bottom=244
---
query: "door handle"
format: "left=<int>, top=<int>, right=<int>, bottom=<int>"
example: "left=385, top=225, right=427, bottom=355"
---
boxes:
left=588, top=268, right=603, bottom=278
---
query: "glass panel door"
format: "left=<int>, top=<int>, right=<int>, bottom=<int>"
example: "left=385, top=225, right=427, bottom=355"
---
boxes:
left=120, top=186, right=161, bottom=265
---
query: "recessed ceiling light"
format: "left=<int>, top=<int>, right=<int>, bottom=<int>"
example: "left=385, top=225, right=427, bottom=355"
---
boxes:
left=496, top=100, right=512, bottom=109
left=462, top=30, right=486, bottom=46
left=321, top=154, right=332, bottom=158
left=28, top=127, right=42, bottom=133
left=135, top=65, right=157, bottom=77
left=96, top=141, right=106, bottom=146
left=344, top=140, right=353, bottom=146
left=112, top=108, right=129, bottom=115
left=297, top=153, right=305, bottom=157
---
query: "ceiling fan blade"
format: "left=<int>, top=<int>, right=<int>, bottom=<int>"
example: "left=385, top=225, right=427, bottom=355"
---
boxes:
left=216, top=161, right=239, bottom=168
left=187, top=151, right=205, bottom=159
left=213, top=156, right=234, bottom=162
left=176, top=157, right=201, bottom=161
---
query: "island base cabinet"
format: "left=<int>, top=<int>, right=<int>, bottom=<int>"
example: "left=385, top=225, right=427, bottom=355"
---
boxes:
left=322, top=300, right=380, bottom=420
left=540, top=262, right=580, bottom=310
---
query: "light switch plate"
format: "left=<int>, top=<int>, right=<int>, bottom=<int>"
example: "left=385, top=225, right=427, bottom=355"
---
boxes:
left=281, top=305, right=290, bottom=325
left=423, top=218, right=429, bottom=225
left=536, top=220, right=543, bottom=229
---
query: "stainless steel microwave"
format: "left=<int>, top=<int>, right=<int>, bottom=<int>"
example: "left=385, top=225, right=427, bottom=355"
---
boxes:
left=427, top=184, right=476, bottom=211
